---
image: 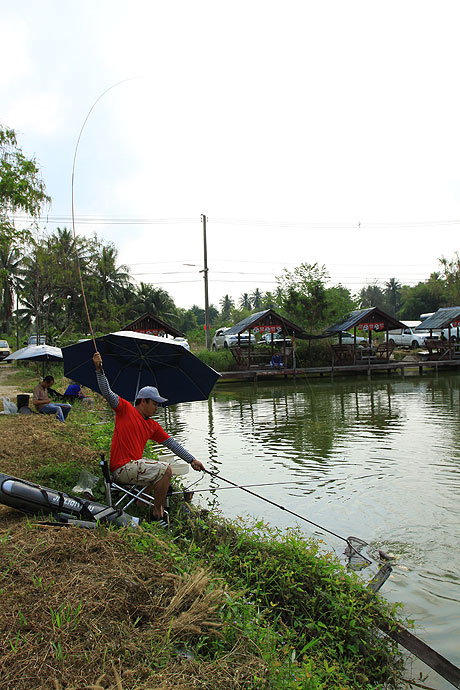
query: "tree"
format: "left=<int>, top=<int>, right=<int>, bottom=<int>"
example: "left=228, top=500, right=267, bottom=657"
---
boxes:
left=0, top=126, right=50, bottom=335
left=439, top=252, right=460, bottom=304
left=358, top=283, right=389, bottom=311
left=0, top=126, right=50, bottom=229
left=90, top=242, right=132, bottom=303
left=239, top=293, right=251, bottom=310
left=130, top=283, right=177, bottom=320
left=251, top=288, right=263, bottom=309
left=324, top=285, right=357, bottom=325
left=398, top=273, right=448, bottom=319
left=219, top=294, right=234, bottom=321
left=384, top=277, right=402, bottom=317
left=276, top=263, right=329, bottom=332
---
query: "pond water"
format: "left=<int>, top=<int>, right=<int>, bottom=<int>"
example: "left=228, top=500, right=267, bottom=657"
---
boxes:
left=162, top=371, right=460, bottom=688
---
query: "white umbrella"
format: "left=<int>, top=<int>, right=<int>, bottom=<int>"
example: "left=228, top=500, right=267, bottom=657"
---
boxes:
left=5, top=345, right=63, bottom=362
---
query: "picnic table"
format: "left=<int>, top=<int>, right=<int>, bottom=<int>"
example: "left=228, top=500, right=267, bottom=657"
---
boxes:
left=332, top=341, right=395, bottom=365
left=424, top=339, right=453, bottom=360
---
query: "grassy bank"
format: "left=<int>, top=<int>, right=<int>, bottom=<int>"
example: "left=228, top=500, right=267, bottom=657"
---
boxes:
left=0, top=367, right=409, bottom=689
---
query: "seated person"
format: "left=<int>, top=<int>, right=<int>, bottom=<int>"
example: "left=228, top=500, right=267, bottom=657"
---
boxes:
left=64, top=382, right=94, bottom=408
left=33, top=375, right=71, bottom=423
left=270, top=352, right=283, bottom=368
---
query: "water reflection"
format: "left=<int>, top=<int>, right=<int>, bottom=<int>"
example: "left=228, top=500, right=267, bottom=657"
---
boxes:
left=163, top=373, right=460, bottom=687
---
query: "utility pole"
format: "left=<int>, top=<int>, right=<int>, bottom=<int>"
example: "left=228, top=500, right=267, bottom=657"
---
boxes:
left=201, top=213, right=211, bottom=350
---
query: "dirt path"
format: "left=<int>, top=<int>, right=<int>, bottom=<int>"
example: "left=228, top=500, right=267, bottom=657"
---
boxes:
left=0, top=364, right=25, bottom=399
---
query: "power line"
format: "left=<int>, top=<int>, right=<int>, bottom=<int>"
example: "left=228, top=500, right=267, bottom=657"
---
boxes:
left=15, top=213, right=460, bottom=230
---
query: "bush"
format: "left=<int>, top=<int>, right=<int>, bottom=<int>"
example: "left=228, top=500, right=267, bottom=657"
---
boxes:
left=195, top=348, right=240, bottom=371
left=294, top=339, right=333, bottom=367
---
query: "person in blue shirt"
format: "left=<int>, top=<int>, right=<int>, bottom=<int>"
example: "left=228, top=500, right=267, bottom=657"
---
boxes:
left=270, top=352, right=283, bottom=368
left=64, top=382, right=94, bottom=408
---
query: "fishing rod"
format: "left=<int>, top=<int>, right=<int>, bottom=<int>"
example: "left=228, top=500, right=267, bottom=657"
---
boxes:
left=170, top=480, right=300, bottom=495
left=202, top=469, right=371, bottom=563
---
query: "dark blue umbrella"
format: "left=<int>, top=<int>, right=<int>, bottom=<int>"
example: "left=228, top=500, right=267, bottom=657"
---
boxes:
left=62, top=331, right=220, bottom=406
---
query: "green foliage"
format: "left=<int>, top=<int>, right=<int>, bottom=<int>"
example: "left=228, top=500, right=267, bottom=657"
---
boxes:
left=399, top=273, right=448, bottom=319
left=294, top=339, right=333, bottom=367
left=0, top=126, right=50, bottom=219
left=277, top=263, right=328, bottom=332
left=30, top=461, right=87, bottom=495
left=196, top=347, right=239, bottom=371
left=220, top=294, right=235, bottom=320
left=439, top=252, right=460, bottom=304
left=169, top=513, right=406, bottom=689
left=275, top=264, right=356, bottom=333
left=358, top=282, right=389, bottom=312
left=384, top=277, right=402, bottom=317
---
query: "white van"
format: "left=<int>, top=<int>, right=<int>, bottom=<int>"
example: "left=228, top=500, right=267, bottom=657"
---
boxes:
left=27, top=335, right=47, bottom=346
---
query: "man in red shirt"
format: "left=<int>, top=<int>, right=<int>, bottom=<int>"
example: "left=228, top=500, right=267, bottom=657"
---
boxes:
left=93, top=352, right=205, bottom=525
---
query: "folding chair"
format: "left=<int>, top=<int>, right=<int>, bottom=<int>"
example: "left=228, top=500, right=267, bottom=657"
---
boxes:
left=99, top=455, right=169, bottom=513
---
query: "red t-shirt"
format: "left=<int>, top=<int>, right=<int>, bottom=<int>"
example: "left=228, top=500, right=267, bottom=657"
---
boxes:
left=109, top=397, right=170, bottom=472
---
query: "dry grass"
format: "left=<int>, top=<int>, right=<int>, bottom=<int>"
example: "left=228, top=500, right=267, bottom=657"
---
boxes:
left=0, top=516, right=266, bottom=690
left=0, top=415, right=96, bottom=477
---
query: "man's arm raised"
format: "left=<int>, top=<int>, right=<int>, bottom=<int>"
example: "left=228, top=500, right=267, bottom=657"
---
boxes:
left=93, top=351, right=119, bottom=410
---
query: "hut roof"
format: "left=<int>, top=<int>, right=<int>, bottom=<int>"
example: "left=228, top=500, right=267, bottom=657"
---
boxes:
left=122, top=312, right=184, bottom=338
left=224, top=309, right=305, bottom=336
left=325, top=307, right=405, bottom=334
left=415, top=307, right=460, bottom=331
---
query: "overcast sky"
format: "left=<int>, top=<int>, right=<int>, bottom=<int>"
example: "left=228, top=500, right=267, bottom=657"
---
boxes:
left=2, top=0, right=460, bottom=310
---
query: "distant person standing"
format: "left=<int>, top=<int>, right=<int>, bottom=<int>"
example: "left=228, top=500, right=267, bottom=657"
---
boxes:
left=33, top=376, right=71, bottom=423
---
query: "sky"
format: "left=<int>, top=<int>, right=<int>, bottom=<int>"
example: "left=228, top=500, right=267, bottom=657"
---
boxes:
left=2, top=0, right=460, bottom=311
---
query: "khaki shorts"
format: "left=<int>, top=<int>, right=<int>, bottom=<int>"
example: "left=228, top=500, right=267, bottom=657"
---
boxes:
left=112, top=459, right=169, bottom=486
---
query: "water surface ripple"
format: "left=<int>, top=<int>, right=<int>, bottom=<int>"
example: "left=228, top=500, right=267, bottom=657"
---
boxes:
left=162, top=373, right=460, bottom=687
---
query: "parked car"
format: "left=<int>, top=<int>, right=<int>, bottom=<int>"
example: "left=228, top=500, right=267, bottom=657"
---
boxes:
left=171, top=337, right=190, bottom=351
left=335, top=331, right=368, bottom=346
left=27, top=335, right=47, bottom=346
left=212, top=328, right=255, bottom=350
left=0, top=340, right=11, bottom=361
left=388, top=322, right=431, bottom=349
left=259, top=332, right=293, bottom=347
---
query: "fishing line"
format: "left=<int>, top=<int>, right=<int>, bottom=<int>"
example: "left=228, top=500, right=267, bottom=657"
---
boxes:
left=70, top=78, right=138, bottom=352
left=171, top=480, right=299, bottom=495
left=203, top=468, right=371, bottom=562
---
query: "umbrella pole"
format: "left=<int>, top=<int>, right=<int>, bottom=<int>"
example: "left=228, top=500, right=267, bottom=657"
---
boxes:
left=133, top=367, right=142, bottom=404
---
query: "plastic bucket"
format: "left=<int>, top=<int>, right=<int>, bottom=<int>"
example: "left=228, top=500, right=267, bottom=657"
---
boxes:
left=17, top=394, right=30, bottom=409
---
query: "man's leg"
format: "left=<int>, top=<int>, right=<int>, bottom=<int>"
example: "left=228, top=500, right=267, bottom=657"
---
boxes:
left=146, top=464, right=172, bottom=519
left=40, top=403, right=65, bottom=423
left=115, top=460, right=171, bottom=519
left=56, top=403, right=72, bottom=420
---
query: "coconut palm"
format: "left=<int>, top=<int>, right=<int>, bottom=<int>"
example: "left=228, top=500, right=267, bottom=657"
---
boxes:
left=91, top=242, right=132, bottom=302
left=239, top=292, right=251, bottom=310
left=384, top=277, right=402, bottom=317
left=131, top=283, right=177, bottom=320
left=220, top=294, right=234, bottom=321
left=251, top=288, right=263, bottom=309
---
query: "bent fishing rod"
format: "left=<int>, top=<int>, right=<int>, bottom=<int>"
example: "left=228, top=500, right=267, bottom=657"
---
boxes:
left=201, top=468, right=371, bottom=563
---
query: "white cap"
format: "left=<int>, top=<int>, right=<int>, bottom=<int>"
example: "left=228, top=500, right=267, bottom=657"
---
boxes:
left=135, top=386, right=168, bottom=403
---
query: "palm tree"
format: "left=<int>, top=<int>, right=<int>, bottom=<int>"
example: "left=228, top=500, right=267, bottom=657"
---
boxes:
left=384, top=277, right=402, bottom=317
left=220, top=294, right=234, bottom=321
left=131, top=283, right=177, bottom=320
left=239, top=292, right=251, bottom=310
left=91, top=243, right=132, bottom=302
left=251, top=288, right=263, bottom=309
